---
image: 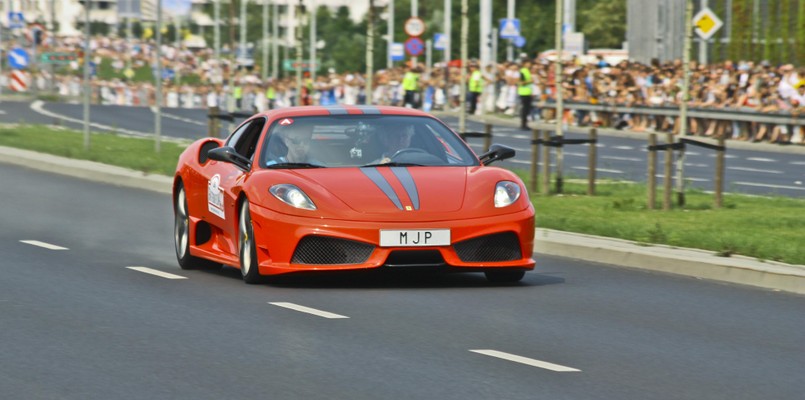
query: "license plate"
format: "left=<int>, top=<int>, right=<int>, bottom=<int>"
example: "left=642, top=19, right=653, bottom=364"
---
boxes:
left=380, top=229, right=450, bottom=247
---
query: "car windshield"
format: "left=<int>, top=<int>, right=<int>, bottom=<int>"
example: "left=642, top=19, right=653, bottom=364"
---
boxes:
left=259, top=115, right=479, bottom=168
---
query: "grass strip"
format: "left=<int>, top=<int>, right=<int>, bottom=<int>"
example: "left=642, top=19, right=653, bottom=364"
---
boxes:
left=2, top=124, right=803, bottom=265
left=0, top=124, right=186, bottom=176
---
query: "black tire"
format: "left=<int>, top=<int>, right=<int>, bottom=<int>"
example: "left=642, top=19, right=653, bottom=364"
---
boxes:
left=484, top=270, right=526, bottom=283
left=174, top=184, right=220, bottom=270
left=239, top=200, right=263, bottom=284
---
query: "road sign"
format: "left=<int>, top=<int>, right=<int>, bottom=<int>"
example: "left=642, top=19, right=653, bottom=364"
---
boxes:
left=404, top=37, right=425, bottom=57
left=513, top=36, right=526, bottom=48
left=693, top=8, right=723, bottom=40
left=390, top=43, right=405, bottom=61
left=282, top=59, right=320, bottom=72
left=499, top=18, right=521, bottom=40
left=434, top=33, right=447, bottom=51
left=7, top=12, right=24, bottom=29
left=9, top=70, right=29, bottom=92
left=8, top=47, right=29, bottom=69
left=404, top=17, right=425, bottom=37
left=40, top=52, right=77, bottom=64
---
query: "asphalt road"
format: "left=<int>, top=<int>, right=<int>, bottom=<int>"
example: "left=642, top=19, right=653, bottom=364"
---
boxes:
left=1, top=163, right=803, bottom=400
left=1, top=100, right=803, bottom=197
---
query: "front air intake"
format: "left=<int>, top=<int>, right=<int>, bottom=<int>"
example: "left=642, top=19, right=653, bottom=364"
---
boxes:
left=291, top=236, right=374, bottom=265
left=454, top=232, right=522, bottom=262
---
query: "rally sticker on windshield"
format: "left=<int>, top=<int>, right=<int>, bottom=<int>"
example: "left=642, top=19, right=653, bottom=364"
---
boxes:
left=208, top=174, right=225, bottom=218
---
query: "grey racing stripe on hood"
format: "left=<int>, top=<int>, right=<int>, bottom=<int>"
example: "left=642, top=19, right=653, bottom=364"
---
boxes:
left=360, top=168, right=403, bottom=210
left=391, top=167, right=419, bottom=210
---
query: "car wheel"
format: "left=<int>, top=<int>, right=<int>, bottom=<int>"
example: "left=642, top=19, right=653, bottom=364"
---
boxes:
left=484, top=270, right=526, bottom=283
left=174, top=184, right=219, bottom=270
left=239, top=200, right=262, bottom=284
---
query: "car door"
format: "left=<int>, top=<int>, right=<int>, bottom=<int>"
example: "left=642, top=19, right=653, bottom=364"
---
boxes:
left=198, top=118, right=267, bottom=255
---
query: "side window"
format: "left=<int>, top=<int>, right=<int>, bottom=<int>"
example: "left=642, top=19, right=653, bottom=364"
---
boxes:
left=232, top=118, right=266, bottom=160
left=226, top=121, right=252, bottom=149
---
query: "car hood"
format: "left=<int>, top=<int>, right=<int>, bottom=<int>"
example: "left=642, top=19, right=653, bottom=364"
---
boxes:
left=247, top=166, right=528, bottom=221
left=307, top=166, right=468, bottom=214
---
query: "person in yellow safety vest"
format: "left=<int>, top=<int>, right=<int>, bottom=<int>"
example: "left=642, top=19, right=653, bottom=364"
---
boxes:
left=233, top=82, right=243, bottom=110
left=402, top=66, right=421, bottom=109
left=265, top=81, right=276, bottom=110
left=468, top=62, right=484, bottom=115
left=518, top=58, right=534, bottom=130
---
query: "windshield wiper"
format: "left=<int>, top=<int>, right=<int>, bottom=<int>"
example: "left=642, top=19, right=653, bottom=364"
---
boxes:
left=360, top=162, right=424, bottom=168
left=266, top=162, right=325, bottom=169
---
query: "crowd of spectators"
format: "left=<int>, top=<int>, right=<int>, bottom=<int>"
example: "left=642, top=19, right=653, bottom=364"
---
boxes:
left=9, top=35, right=805, bottom=145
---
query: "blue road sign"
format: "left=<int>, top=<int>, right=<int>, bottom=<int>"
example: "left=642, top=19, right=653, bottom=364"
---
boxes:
left=162, top=68, right=175, bottom=80
left=514, top=36, right=526, bottom=48
left=89, top=61, right=97, bottom=77
left=390, top=43, right=405, bottom=61
left=434, top=33, right=447, bottom=51
left=7, top=12, right=24, bottom=29
left=499, top=18, right=521, bottom=40
left=8, top=47, right=29, bottom=69
left=405, top=37, right=425, bottom=57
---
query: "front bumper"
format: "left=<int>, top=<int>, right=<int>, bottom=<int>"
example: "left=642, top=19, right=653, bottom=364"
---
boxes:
left=248, top=203, right=535, bottom=276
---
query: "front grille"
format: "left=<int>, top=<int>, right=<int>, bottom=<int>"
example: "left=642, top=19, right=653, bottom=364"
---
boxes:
left=454, top=232, right=522, bottom=262
left=291, top=236, right=374, bottom=265
left=385, top=250, right=445, bottom=267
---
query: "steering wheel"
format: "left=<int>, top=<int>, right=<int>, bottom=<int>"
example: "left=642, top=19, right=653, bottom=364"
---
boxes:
left=391, top=147, right=430, bottom=159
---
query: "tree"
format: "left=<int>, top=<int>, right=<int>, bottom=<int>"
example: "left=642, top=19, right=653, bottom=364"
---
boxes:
left=577, top=0, right=627, bottom=49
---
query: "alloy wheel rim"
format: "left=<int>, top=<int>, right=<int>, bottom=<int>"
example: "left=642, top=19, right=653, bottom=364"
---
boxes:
left=175, top=189, right=189, bottom=259
left=240, top=205, right=252, bottom=275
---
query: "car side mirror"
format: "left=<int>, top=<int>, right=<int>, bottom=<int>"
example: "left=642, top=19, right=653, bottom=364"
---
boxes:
left=479, top=144, right=515, bottom=166
left=208, top=146, right=251, bottom=171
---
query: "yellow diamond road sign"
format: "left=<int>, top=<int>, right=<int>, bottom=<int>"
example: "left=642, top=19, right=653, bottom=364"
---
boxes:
left=693, top=8, right=723, bottom=40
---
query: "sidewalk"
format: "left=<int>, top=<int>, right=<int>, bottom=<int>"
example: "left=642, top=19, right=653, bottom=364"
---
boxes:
left=1, top=145, right=803, bottom=295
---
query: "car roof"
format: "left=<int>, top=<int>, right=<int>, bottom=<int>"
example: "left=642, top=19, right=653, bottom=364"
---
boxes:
left=254, top=105, right=434, bottom=120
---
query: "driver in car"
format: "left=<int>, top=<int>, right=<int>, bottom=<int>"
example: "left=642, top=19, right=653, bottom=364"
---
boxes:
left=373, top=124, right=415, bottom=164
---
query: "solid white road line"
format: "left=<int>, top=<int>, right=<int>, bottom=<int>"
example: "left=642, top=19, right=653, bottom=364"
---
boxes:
left=733, top=182, right=805, bottom=191
left=126, top=266, right=188, bottom=280
left=573, top=166, right=624, bottom=174
left=269, top=302, right=349, bottom=319
left=470, top=350, right=581, bottom=372
left=727, top=166, right=784, bottom=174
left=20, top=240, right=68, bottom=250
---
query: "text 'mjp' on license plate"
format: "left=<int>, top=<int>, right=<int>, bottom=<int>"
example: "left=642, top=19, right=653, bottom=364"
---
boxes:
left=380, top=229, right=451, bottom=247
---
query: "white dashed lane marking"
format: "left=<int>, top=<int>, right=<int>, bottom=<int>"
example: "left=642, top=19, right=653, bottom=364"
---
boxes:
left=470, top=350, right=581, bottom=372
left=746, top=157, right=776, bottom=162
left=20, top=240, right=68, bottom=250
left=126, top=266, right=188, bottom=280
left=269, top=302, right=349, bottom=319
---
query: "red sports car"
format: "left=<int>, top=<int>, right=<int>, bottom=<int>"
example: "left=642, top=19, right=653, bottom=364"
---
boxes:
left=173, top=105, right=535, bottom=284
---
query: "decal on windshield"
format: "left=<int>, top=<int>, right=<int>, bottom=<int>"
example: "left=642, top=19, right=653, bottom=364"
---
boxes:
left=279, top=118, right=294, bottom=126
left=208, top=174, right=225, bottom=218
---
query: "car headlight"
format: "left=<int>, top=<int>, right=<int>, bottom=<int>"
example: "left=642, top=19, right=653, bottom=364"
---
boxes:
left=270, top=184, right=317, bottom=210
left=494, top=181, right=521, bottom=208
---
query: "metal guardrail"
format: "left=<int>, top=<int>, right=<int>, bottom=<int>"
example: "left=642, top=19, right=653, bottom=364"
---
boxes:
left=538, top=101, right=805, bottom=126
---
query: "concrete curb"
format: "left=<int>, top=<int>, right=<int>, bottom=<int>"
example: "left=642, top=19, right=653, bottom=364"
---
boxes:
left=0, top=146, right=173, bottom=194
left=1, top=145, right=803, bottom=295
left=534, top=229, right=805, bottom=295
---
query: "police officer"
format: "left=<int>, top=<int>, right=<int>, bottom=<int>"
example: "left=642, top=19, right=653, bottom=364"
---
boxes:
left=518, top=58, right=534, bottom=130
left=403, top=65, right=421, bottom=109
left=468, top=62, right=483, bottom=115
